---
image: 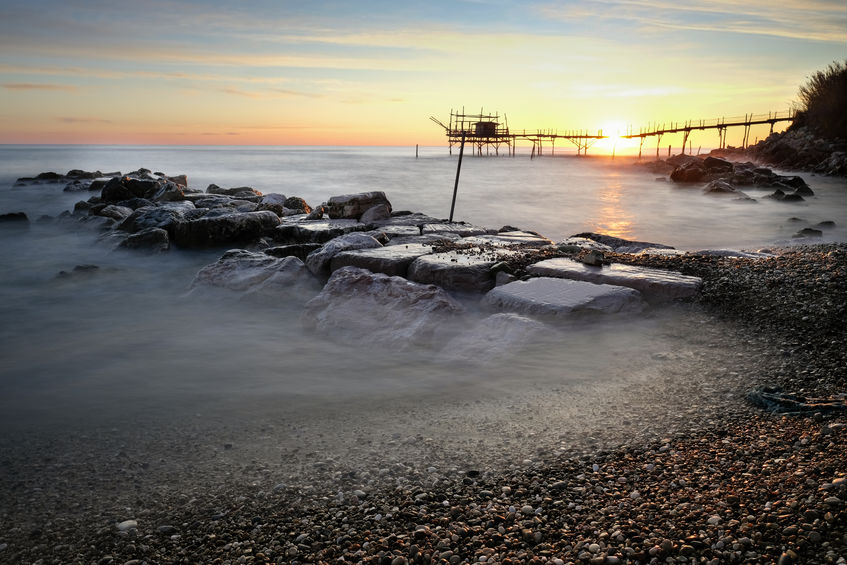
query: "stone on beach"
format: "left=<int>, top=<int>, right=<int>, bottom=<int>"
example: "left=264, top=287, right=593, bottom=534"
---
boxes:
left=482, top=277, right=646, bottom=317
left=275, top=217, right=369, bottom=243
left=118, top=227, right=170, bottom=252
left=191, top=249, right=317, bottom=300
left=527, top=257, right=702, bottom=302
left=172, top=210, right=281, bottom=248
left=572, top=232, right=674, bottom=253
left=305, top=232, right=384, bottom=276
left=326, top=191, right=391, bottom=220
left=206, top=184, right=263, bottom=198
left=408, top=249, right=505, bottom=292
left=420, top=222, right=489, bottom=237
left=438, top=313, right=554, bottom=364
left=301, top=266, right=464, bottom=349
left=456, top=231, right=554, bottom=248
left=329, top=243, right=434, bottom=277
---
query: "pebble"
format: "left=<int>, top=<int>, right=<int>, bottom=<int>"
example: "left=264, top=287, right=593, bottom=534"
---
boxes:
left=115, top=520, right=137, bottom=532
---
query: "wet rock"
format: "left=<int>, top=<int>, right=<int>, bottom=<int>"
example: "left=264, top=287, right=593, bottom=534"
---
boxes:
left=420, top=222, right=488, bottom=237
left=327, top=191, right=391, bottom=220
left=670, top=161, right=707, bottom=183
left=275, top=217, right=369, bottom=244
left=305, top=232, right=384, bottom=276
left=206, top=184, right=263, bottom=198
left=265, top=243, right=323, bottom=261
left=556, top=237, right=613, bottom=253
left=118, top=205, right=192, bottom=235
left=284, top=196, right=312, bottom=214
left=330, top=243, right=434, bottom=277
left=191, top=249, right=317, bottom=301
left=407, top=249, right=503, bottom=293
left=457, top=231, right=553, bottom=248
left=302, top=266, right=464, bottom=349
left=438, top=313, right=553, bottom=363
left=482, top=277, right=646, bottom=318
left=96, top=205, right=133, bottom=222
left=527, top=258, right=701, bottom=302
left=118, top=227, right=169, bottom=252
left=172, top=210, right=281, bottom=248
left=360, top=203, right=392, bottom=223
left=571, top=233, right=674, bottom=253
left=0, top=212, right=29, bottom=225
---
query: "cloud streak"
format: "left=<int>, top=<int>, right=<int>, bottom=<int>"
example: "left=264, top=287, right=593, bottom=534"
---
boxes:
left=3, top=83, right=76, bottom=91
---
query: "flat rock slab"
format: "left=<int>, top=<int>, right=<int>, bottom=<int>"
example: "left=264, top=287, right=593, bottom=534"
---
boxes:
left=330, top=243, right=433, bottom=277
left=275, top=217, right=368, bottom=243
left=190, top=250, right=318, bottom=301
left=458, top=231, right=553, bottom=248
left=482, top=277, right=645, bottom=318
left=420, top=222, right=489, bottom=237
left=527, top=258, right=701, bottom=302
left=408, top=249, right=506, bottom=293
left=302, top=266, right=464, bottom=350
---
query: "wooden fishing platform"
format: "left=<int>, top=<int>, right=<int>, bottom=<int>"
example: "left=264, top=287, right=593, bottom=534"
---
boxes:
left=430, top=108, right=796, bottom=157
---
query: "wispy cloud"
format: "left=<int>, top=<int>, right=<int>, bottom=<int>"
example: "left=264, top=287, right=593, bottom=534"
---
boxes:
left=535, top=0, right=847, bottom=43
left=219, top=86, right=323, bottom=99
left=57, top=116, right=111, bottom=124
left=2, top=83, right=76, bottom=91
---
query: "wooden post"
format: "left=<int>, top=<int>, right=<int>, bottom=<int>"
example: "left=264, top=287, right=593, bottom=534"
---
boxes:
left=416, top=144, right=419, bottom=159
left=449, top=132, right=466, bottom=223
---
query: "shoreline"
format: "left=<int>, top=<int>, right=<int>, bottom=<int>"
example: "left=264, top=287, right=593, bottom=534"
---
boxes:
left=1, top=166, right=845, bottom=563
left=1, top=245, right=844, bottom=563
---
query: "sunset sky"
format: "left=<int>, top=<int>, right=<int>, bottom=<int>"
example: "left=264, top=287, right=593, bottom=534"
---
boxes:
left=1, top=0, right=845, bottom=146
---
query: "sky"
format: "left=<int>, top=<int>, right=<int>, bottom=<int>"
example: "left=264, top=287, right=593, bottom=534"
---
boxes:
left=0, top=0, right=845, bottom=146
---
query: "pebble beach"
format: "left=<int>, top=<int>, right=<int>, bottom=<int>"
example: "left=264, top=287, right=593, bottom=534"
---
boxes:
left=1, top=240, right=844, bottom=564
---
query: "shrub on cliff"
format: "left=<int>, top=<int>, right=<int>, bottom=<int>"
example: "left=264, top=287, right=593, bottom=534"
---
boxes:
left=794, top=60, right=847, bottom=141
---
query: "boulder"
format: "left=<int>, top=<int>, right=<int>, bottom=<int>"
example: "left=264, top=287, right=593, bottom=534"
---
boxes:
left=482, top=277, right=646, bottom=318
left=118, top=227, right=170, bottom=252
left=301, top=267, right=464, bottom=350
left=330, top=243, right=434, bottom=277
left=0, top=212, right=29, bottom=226
left=305, top=205, right=326, bottom=220
left=172, top=210, right=281, bottom=248
left=265, top=243, right=323, bottom=261
left=97, top=205, right=133, bottom=222
left=150, top=181, right=185, bottom=202
left=669, top=161, right=707, bottom=183
left=275, top=217, right=369, bottom=244
left=191, top=249, right=317, bottom=301
left=420, top=222, right=489, bottom=237
left=206, top=184, right=263, bottom=198
left=457, top=231, right=553, bottom=248
left=359, top=203, right=392, bottom=224
left=408, top=249, right=504, bottom=292
left=527, top=257, right=701, bottom=302
left=702, top=156, right=734, bottom=174
left=166, top=174, right=188, bottom=187
left=284, top=196, right=312, bottom=214
left=305, top=232, right=383, bottom=276
left=556, top=237, right=613, bottom=253
left=571, top=233, right=674, bottom=254
left=118, top=205, right=191, bottom=234
left=438, top=313, right=553, bottom=364
left=100, top=177, right=135, bottom=203
left=326, top=191, right=391, bottom=220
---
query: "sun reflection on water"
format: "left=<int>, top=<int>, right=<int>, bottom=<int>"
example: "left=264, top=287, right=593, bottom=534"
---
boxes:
left=589, top=179, right=635, bottom=239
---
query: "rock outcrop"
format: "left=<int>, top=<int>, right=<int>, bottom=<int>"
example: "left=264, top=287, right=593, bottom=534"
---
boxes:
left=301, top=267, right=464, bottom=350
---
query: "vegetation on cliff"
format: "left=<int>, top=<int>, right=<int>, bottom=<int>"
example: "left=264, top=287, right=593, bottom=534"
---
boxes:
left=794, top=59, right=847, bottom=141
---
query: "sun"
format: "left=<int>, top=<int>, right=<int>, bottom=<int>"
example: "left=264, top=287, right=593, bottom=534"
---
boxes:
left=593, top=121, right=640, bottom=155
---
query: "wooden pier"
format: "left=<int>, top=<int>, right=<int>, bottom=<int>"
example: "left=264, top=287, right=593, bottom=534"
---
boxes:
left=431, top=108, right=796, bottom=157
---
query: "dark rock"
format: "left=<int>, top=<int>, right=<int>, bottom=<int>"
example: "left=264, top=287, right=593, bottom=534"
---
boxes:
left=327, top=191, right=392, bottom=220
left=265, top=243, right=323, bottom=261
left=101, top=177, right=135, bottom=203
left=284, top=196, right=312, bottom=214
left=0, top=212, right=29, bottom=224
left=816, top=220, right=836, bottom=229
left=206, top=184, right=262, bottom=198
left=119, top=227, right=170, bottom=252
left=669, top=162, right=707, bottom=183
left=119, top=206, right=191, bottom=234
left=172, top=211, right=281, bottom=248
left=796, top=228, right=823, bottom=238
left=572, top=233, right=674, bottom=253
left=702, top=156, right=733, bottom=173
left=782, top=193, right=805, bottom=202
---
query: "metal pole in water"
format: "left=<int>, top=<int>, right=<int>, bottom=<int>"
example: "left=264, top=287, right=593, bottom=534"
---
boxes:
left=448, top=132, right=466, bottom=223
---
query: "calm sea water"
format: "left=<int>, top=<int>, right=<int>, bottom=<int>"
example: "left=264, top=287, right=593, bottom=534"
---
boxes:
left=0, top=145, right=844, bottom=436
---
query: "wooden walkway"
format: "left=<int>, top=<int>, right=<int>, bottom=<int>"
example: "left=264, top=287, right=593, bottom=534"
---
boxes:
left=431, top=109, right=796, bottom=157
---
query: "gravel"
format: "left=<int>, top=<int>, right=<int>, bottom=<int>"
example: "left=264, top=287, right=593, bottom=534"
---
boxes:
left=0, top=245, right=845, bottom=564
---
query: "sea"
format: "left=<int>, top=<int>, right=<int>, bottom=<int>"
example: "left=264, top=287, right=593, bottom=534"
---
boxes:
left=1, top=144, right=845, bottom=474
